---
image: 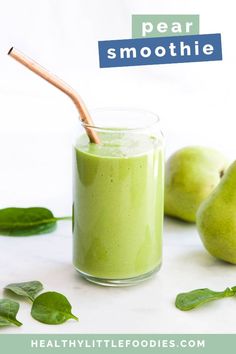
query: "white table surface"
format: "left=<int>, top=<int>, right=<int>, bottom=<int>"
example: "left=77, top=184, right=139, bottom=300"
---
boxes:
left=0, top=110, right=236, bottom=334
left=1, top=212, right=236, bottom=334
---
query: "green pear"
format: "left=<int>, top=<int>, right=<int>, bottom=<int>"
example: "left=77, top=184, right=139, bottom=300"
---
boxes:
left=197, top=161, right=236, bottom=264
left=165, top=146, right=228, bottom=222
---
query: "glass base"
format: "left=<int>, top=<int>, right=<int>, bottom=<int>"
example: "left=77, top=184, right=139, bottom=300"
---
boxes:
left=75, top=264, right=161, bottom=287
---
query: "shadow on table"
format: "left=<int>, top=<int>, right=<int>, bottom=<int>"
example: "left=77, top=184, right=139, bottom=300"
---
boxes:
left=164, top=215, right=196, bottom=232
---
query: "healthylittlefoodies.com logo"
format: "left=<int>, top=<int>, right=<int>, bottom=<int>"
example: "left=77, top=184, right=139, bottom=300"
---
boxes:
left=30, top=337, right=205, bottom=350
left=98, top=14, right=222, bottom=68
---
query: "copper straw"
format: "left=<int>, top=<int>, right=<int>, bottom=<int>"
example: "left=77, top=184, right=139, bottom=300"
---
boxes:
left=8, top=47, right=100, bottom=144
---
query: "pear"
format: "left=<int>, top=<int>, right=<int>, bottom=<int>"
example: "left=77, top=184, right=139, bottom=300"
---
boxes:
left=197, top=161, right=236, bottom=264
left=165, top=146, right=228, bottom=222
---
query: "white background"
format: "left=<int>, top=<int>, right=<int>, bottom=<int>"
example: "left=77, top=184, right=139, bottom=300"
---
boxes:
left=0, top=0, right=235, bottom=334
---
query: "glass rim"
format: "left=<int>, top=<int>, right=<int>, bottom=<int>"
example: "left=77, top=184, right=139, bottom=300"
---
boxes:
left=80, top=107, right=160, bottom=132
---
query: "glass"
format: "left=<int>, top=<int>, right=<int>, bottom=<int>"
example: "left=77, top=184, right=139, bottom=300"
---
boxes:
left=73, top=108, right=164, bottom=286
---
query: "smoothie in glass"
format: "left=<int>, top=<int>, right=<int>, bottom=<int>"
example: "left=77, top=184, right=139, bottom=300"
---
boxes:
left=73, top=109, right=164, bottom=286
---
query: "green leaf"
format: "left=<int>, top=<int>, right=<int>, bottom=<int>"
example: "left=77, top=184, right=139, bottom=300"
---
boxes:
left=5, top=281, right=43, bottom=302
left=0, top=299, right=22, bottom=327
left=31, top=292, right=78, bottom=325
left=0, top=207, right=63, bottom=236
left=175, top=287, right=236, bottom=311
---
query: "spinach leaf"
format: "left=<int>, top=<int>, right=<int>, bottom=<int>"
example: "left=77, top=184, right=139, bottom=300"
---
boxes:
left=175, top=287, right=236, bottom=311
left=5, top=281, right=43, bottom=302
left=0, top=207, right=71, bottom=236
left=0, top=299, right=22, bottom=327
left=31, top=292, right=78, bottom=325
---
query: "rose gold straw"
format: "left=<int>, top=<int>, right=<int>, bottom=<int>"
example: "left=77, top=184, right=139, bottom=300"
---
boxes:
left=8, top=47, right=100, bottom=144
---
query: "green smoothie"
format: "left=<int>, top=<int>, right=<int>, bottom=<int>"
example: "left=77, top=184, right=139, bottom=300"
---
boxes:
left=73, top=132, right=164, bottom=281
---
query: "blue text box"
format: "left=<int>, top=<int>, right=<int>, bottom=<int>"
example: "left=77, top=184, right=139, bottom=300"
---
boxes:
left=98, top=34, right=222, bottom=68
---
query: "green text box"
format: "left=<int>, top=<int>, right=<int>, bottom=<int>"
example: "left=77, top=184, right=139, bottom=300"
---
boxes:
left=0, top=334, right=236, bottom=354
left=132, top=15, right=199, bottom=38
